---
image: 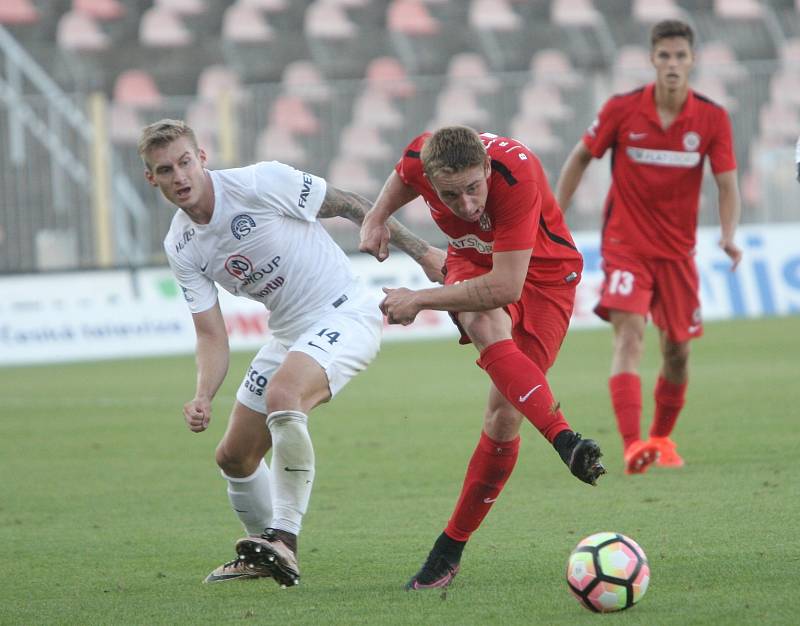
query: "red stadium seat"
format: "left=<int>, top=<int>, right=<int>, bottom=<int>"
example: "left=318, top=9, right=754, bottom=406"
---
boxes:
left=72, top=0, right=125, bottom=21
left=365, top=56, right=416, bottom=99
left=0, top=0, right=38, bottom=25
left=113, top=69, right=163, bottom=109
left=387, top=0, right=440, bottom=35
left=268, top=96, right=320, bottom=136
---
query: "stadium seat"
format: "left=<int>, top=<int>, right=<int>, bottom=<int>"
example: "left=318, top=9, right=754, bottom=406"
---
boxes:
left=221, top=2, right=273, bottom=43
left=469, top=0, right=535, bottom=72
left=108, top=103, right=144, bottom=144
left=281, top=60, right=332, bottom=103
left=304, top=0, right=367, bottom=79
left=0, top=0, right=38, bottom=25
left=768, top=68, right=800, bottom=108
left=351, top=87, right=405, bottom=129
left=327, top=156, right=381, bottom=196
left=697, top=41, right=747, bottom=84
left=73, top=0, right=125, bottom=21
left=611, top=44, right=652, bottom=92
left=713, top=0, right=763, bottom=19
left=139, top=7, right=192, bottom=47
left=529, top=49, right=581, bottom=89
left=468, top=0, right=522, bottom=31
left=257, top=124, right=308, bottom=166
left=430, top=85, right=492, bottom=128
left=445, top=52, right=499, bottom=94
left=508, top=116, right=563, bottom=156
left=268, top=96, right=320, bottom=136
left=197, top=65, right=243, bottom=104
left=632, top=0, right=687, bottom=22
left=113, top=69, right=163, bottom=109
left=758, top=101, right=799, bottom=144
left=693, top=75, right=737, bottom=110
left=551, top=0, right=602, bottom=27
left=365, top=56, right=416, bottom=99
left=154, top=0, right=207, bottom=16
left=517, top=83, right=573, bottom=122
left=338, top=123, right=393, bottom=161
left=56, top=9, right=109, bottom=50
left=387, top=0, right=450, bottom=75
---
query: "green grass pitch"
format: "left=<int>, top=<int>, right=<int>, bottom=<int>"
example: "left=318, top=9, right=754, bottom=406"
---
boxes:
left=1, top=316, right=798, bottom=625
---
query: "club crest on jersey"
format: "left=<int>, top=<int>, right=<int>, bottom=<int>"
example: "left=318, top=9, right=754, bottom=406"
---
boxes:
left=231, top=214, right=256, bottom=240
left=683, top=131, right=700, bottom=151
left=479, top=213, right=492, bottom=231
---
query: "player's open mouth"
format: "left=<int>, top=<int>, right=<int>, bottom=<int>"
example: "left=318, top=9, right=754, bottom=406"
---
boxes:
left=176, top=186, right=191, bottom=199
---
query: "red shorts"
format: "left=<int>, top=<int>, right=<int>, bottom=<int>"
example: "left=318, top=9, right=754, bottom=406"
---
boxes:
left=594, top=248, right=703, bottom=342
left=445, top=256, right=577, bottom=372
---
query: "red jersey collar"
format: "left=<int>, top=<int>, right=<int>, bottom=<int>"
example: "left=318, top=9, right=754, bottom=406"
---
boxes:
left=641, top=82, right=697, bottom=129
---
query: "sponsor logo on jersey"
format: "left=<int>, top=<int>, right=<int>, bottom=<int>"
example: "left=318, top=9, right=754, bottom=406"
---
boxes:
left=683, top=131, right=701, bottom=151
left=448, top=234, right=493, bottom=255
left=224, top=254, right=285, bottom=297
left=175, top=228, right=195, bottom=254
left=298, top=173, right=314, bottom=208
left=626, top=147, right=701, bottom=168
left=231, top=214, right=256, bottom=240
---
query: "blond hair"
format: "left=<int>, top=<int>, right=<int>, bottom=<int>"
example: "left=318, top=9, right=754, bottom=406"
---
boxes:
left=420, top=126, right=486, bottom=179
left=137, top=119, right=199, bottom=169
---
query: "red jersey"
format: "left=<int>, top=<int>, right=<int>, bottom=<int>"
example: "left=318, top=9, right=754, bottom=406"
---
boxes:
left=396, top=132, right=583, bottom=284
left=583, top=83, right=736, bottom=259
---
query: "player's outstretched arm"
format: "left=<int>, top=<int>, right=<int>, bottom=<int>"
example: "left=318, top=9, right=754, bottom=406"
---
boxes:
left=185, top=302, right=230, bottom=433
left=319, top=180, right=446, bottom=283
left=555, top=141, right=593, bottom=212
left=714, top=169, right=742, bottom=271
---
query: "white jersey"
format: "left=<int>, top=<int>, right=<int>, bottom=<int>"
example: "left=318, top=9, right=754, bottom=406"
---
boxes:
left=164, top=161, right=357, bottom=339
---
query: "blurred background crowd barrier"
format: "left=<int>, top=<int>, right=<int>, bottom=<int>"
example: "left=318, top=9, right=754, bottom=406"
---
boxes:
left=0, top=0, right=798, bottom=274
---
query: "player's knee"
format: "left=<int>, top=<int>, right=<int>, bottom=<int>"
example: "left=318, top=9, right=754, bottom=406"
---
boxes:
left=264, top=383, right=301, bottom=413
left=484, top=406, right=523, bottom=440
left=215, top=441, right=259, bottom=478
left=663, top=343, right=690, bottom=372
left=461, top=312, right=508, bottom=349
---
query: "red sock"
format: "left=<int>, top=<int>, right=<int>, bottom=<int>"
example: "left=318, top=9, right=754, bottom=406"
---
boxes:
left=650, top=376, right=687, bottom=438
left=477, top=340, right=571, bottom=443
left=445, top=431, right=520, bottom=542
left=609, top=373, right=642, bottom=450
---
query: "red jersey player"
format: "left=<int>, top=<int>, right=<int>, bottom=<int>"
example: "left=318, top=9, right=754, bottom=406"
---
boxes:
left=556, top=20, right=742, bottom=475
left=360, top=126, right=606, bottom=590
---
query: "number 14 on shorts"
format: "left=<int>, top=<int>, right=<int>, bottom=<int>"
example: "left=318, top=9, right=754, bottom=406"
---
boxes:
left=307, top=327, right=341, bottom=352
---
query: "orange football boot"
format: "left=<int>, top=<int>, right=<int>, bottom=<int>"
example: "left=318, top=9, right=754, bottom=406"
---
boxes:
left=623, top=439, right=660, bottom=475
left=648, top=436, right=685, bottom=468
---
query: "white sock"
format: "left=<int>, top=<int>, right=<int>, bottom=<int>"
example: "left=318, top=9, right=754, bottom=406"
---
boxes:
left=223, top=458, right=272, bottom=536
left=267, top=410, right=315, bottom=536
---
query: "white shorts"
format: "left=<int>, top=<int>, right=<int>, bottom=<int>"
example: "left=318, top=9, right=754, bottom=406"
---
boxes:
left=235, top=286, right=383, bottom=414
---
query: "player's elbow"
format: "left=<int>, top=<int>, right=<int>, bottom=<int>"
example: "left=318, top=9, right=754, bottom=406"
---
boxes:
left=494, top=277, right=525, bottom=306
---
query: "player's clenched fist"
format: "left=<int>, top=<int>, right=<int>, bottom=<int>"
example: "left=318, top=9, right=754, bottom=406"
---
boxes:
left=183, top=398, right=212, bottom=432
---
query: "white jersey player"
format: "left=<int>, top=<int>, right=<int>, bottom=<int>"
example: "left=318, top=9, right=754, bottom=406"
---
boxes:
left=140, top=119, right=444, bottom=587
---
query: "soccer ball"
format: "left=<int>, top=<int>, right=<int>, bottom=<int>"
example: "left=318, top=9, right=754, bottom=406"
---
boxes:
left=566, top=532, right=650, bottom=613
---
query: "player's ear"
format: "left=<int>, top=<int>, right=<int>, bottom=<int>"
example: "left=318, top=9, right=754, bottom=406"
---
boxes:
left=484, top=154, right=491, bottom=177
left=144, top=167, right=156, bottom=186
left=198, top=148, right=208, bottom=166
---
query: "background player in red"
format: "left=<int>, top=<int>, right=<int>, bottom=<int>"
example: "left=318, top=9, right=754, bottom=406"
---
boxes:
left=360, top=126, right=606, bottom=590
left=555, top=20, right=742, bottom=475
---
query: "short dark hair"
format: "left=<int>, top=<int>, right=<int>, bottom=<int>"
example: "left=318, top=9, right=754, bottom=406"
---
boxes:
left=420, top=126, right=486, bottom=179
left=650, top=19, right=694, bottom=48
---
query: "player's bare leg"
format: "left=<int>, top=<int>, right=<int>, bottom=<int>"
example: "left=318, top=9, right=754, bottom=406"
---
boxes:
left=235, top=351, right=331, bottom=587
left=205, top=402, right=274, bottom=583
left=609, top=311, right=660, bottom=474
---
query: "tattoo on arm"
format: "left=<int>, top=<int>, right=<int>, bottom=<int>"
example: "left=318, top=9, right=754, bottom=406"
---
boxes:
left=319, top=186, right=431, bottom=261
left=465, top=276, right=500, bottom=310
